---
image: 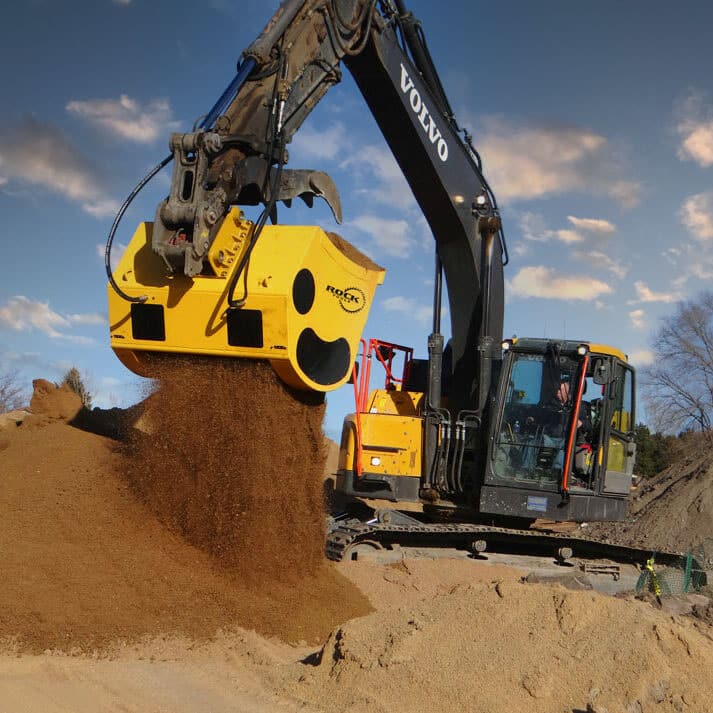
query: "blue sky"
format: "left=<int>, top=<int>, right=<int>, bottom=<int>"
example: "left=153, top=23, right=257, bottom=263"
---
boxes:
left=2, top=0, right=713, bottom=438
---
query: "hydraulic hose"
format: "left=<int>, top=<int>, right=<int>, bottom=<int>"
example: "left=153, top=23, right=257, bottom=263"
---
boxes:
left=108, top=58, right=258, bottom=303
left=200, top=58, right=257, bottom=130
left=226, top=134, right=286, bottom=309
left=105, top=154, right=173, bottom=303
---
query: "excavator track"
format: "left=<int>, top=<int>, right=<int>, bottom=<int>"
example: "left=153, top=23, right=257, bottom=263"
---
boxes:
left=326, top=519, right=697, bottom=570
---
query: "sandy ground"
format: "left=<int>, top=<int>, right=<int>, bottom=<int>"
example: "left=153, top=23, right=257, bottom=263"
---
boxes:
left=2, top=381, right=713, bottom=712
left=3, top=558, right=713, bottom=713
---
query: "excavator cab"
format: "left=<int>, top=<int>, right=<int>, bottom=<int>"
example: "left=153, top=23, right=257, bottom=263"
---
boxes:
left=337, top=337, right=636, bottom=525
left=479, top=338, right=636, bottom=522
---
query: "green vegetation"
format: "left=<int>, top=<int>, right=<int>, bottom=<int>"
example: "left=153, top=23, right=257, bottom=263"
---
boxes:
left=633, top=423, right=676, bottom=478
left=61, top=367, right=93, bottom=410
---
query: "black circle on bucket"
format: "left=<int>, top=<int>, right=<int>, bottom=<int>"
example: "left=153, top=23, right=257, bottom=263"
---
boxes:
left=292, top=269, right=315, bottom=315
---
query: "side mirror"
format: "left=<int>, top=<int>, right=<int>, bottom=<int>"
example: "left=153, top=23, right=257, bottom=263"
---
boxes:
left=592, top=358, right=612, bottom=385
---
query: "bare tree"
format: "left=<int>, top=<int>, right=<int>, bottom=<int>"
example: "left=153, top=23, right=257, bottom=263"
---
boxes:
left=0, top=369, right=26, bottom=412
left=643, top=292, right=713, bottom=433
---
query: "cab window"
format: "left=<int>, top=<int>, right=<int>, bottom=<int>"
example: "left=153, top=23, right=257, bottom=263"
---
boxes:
left=611, top=365, right=634, bottom=434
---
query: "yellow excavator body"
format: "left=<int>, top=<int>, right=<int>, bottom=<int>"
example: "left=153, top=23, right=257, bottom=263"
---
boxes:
left=108, top=208, right=385, bottom=391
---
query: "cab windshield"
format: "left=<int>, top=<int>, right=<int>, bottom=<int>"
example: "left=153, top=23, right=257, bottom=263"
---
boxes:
left=492, top=351, right=582, bottom=488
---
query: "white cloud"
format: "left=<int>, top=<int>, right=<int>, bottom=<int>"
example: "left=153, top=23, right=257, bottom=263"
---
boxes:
left=689, top=260, right=713, bottom=280
left=0, top=118, right=116, bottom=217
left=382, top=296, right=433, bottom=326
left=67, top=313, right=106, bottom=326
left=629, top=309, right=645, bottom=329
left=0, top=176, right=7, bottom=187
left=566, top=216, right=616, bottom=234
left=632, top=281, right=681, bottom=304
left=679, top=125, right=713, bottom=166
left=628, top=349, right=654, bottom=367
left=512, top=242, right=530, bottom=258
left=680, top=192, right=713, bottom=241
left=96, top=241, right=128, bottom=271
left=0, top=296, right=103, bottom=341
left=113, top=0, right=132, bottom=4
left=607, top=181, right=642, bottom=209
left=572, top=250, right=628, bottom=279
left=341, top=145, right=414, bottom=210
left=348, top=214, right=412, bottom=257
left=555, top=229, right=584, bottom=244
left=474, top=117, right=641, bottom=207
left=518, top=213, right=588, bottom=245
left=66, top=95, right=178, bottom=143
left=519, top=212, right=550, bottom=243
left=508, top=266, right=612, bottom=301
left=662, top=246, right=681, bottom=263
left=291, top=122, right=346, bottom=161
left=0, top=296, right=67, bottom=338
left=84, top=198, right=120, bottom=218
left=676, top=91, right=713, bottom=167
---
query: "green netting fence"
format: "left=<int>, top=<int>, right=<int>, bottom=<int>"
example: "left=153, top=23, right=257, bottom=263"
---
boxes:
left=636, top=538, right=712, bottom=596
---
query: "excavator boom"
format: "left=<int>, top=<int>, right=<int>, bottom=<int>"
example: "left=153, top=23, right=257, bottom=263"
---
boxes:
left=109, top=0, right=505, bottom=408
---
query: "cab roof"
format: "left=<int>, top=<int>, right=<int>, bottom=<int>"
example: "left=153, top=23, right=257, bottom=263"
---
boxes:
left=506, top=337, right=627, bottom=363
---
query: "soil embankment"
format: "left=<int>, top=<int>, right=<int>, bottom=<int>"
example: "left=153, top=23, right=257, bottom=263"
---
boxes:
left=0, top=371, right=370, bottom=653
left=588, top=435, right=713, bottom=555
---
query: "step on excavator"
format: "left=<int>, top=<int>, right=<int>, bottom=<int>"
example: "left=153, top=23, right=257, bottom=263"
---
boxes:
left=106, top=0, right=673, bottom=568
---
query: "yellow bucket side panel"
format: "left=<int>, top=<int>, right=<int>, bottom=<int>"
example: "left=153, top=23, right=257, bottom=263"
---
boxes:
left=107, top=211, right=385, bottom=391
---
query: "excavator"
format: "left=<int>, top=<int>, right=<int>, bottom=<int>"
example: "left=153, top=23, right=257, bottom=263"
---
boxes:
left=106, top=0, right=648, bottom=564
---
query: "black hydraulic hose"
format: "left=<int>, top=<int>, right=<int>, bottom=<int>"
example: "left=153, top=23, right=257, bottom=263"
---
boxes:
left=227, top=41, right=287, bottom=310
left=325, top=0, right=377, bottom=57
left=393, top=0, right=449, bottom=119
left=342, top=0, right=378, bottom=56
left=226, top=134, right=287, bottom=309
left=391, top=3, right=509, bottom=267
left=332, top=0, right=370, bottom=31
left=105, top=154, right=173, bottom=303
left=414, top=22, right=454, bottom=121
left=108, top=55, right=259, bottom=303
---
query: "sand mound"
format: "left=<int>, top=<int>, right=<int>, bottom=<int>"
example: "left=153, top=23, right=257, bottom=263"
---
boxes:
left=29, top=379, right=82, bottom=421
left=0, top=401, right=370, bottom=653
left=589, top=435, right=713, bottom=553
left=289, top=579, right=713, bottom=713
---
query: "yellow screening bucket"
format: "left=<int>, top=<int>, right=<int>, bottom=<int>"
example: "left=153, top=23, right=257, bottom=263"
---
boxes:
left=108, top=208, right=385, bottom=391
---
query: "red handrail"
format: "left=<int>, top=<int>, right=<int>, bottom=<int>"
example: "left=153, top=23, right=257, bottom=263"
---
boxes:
left=562, top=354, right=589, bottom=493
left=350, top=338, right=415, bottom=479
left=352, top=339, right=367, bottom=477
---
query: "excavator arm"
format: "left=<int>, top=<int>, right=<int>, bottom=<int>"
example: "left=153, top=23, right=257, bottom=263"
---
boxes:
left=144, top=0, right=505, bottom=416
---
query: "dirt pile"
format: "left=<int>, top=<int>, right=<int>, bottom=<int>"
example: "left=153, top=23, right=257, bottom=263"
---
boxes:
left=288, top=579, right=713, bottom=713
left=122, top=358, right=328, bottom=580
left=29, top=378, right=82, bottom=421
left=0, top=368, right=371, bottom=653
left=588, top=435, right=713, bottom=553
